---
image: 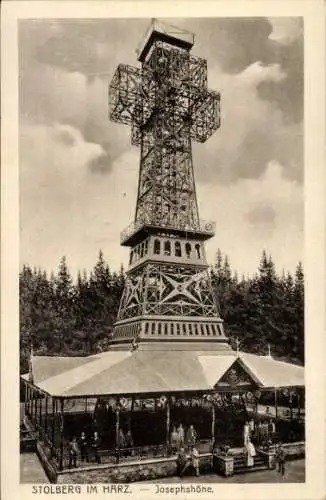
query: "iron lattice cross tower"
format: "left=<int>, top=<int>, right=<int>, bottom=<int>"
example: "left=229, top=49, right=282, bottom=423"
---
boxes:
left=109, top=20, right=231, bottom=352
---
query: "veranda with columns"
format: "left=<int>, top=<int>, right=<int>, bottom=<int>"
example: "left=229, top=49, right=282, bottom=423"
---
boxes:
left=22, top=349, right=304, bottom=472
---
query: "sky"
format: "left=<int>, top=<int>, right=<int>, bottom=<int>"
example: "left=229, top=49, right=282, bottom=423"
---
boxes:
left=19, top=17, right=304, bottom=278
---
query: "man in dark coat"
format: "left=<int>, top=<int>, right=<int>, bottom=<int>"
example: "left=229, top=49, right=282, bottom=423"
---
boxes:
left=176, top=448, right=188, bottom=478
left=79, top=431, right=88, bottom=462
left=91, top=431, right=101, bottom=464
left=276, top=442, right=286, bottom=476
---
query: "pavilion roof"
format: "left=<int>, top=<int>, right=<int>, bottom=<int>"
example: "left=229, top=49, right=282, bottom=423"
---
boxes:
left=238, top=352, right=304, bottom=389
left=22, top=349, right=304, bottom=397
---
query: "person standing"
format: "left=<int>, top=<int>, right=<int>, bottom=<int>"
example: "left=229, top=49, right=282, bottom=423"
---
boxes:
left=268, top=418, right=276, bottom=442
left=246, top=438, right=256, bottom=467
left=177, top=424, right=185, bottom=448
left=265, top=406, right=272, bottom=418
left=249, top=417, right=255, bottom=436
left=261, top=420, right=269, bottom=446
left=68, top=437, right=79, bottom=469
left=118, top=428, right=127, bottom=457
left=79, top=431, right=88, bottom=462
left=186, top=425, right=197, bottom=449
left=191, top=446, right=200, bottom=476
left=276, top=442, right=286, bottom=476
left=243, top=421, right=250, bottom=447
left=176, top=448, right=188, bottom=478
left=170, top=426, right=179, bottom=453
left=91, top=431, right=101, bottom=464
left=257, top=421, right=263, bottom=445
left=125, top=429, right=134, bottom=456
left=125, top=429, right=134, bottom=448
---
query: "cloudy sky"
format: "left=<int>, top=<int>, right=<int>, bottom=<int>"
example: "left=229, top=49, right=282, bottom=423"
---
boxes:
left=19, top=17, right=303, bottom=278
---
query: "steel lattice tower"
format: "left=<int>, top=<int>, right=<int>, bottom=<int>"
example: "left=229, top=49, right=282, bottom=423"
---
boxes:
left=109, top=20, right=231, bottom=351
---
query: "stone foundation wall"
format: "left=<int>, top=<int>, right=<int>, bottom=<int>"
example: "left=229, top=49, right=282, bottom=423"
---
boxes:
left=36, top=442, right=58, bottom=483
left=270, top=441, right=305, bottom=460
left=57, top=455, right=213, bottom=484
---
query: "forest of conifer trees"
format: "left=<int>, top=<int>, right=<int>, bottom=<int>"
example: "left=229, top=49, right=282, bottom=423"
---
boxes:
left=19, top=249, right=304, bottom=374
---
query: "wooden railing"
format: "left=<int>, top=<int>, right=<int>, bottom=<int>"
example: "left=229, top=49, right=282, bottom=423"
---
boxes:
left=58, top=443, right=173, bottom=470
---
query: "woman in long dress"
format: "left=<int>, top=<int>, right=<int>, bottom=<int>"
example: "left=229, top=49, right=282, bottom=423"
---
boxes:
left=246, top=438, right=256, bottom=467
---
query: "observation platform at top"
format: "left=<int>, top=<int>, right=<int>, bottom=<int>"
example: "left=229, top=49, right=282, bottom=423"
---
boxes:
left=120, top=218, right=216, bottom=247
left=136, top=19, right=195, bottom=62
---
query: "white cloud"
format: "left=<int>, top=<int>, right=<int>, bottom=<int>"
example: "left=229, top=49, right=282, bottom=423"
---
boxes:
left=239, top=62, right=287, bottom=86
left=268, top=18, right=303, bottom=44
left=197, top=160, right=303, bottom=275
left=20, top=122, right=140, bottom=276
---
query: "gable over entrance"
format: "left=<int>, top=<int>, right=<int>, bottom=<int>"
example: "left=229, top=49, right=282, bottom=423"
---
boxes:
left=214, top=358, right=260, bottom=391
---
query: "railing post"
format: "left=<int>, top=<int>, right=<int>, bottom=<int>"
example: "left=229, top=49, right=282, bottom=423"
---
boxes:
left=211, top=404, right=216, bottom=447
left=166, top=399, right=170, bottom=447
left=115, top=407, right=120, bottom=464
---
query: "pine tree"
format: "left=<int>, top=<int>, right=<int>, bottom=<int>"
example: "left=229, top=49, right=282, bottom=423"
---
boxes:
left=53, top=256, right=75, bottom=353
left=293, top=262, right=304, bottom=362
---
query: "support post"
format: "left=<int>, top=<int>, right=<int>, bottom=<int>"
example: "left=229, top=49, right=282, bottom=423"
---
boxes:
left=39, top=392, right=42, bottom=428
left=51, top=398, right=55, bottom=450
left=34, top=389, right=37, bottom=425
left=26, top=385, right=29, bottom=415
left=33, top=390, right=37, bottom=426
left=59, top=399, right=64, bottom=470
left=31, top=388, right=34, bottom=423
left=115, top=407, right=120, bottom=464
left=166, top=399, right=170, bottom=446
left=45, top=396, right=48, bottom=434
left=24, top=382, right=28, bottom=416
left=28, top=386, right=31, bottom=415
left=211, top=404, right=216, bottom=448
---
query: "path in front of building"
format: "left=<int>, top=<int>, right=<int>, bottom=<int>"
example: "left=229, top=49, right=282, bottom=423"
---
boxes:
left=142, top=460, right=305, bottom=484
left=20, top=453, right=49, bottom=483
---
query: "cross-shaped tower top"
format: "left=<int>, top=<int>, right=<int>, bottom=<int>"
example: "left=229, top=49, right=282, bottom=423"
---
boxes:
left=110, top=19, right=220, bottom=246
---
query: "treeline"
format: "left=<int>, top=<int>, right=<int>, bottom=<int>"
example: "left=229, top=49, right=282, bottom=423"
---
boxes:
left=19, top=249, right=304, bottom=373
left=210, top=249, right=304, bottom=365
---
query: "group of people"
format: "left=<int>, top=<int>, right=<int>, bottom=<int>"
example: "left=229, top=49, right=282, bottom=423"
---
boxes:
left=176, top=446, right=200, bottom=478
left=67, top=428, right=136, bottom=468
left=243, top=416, right=276, bottom=448
left=170, top=424, right=198, bottom=453
left=170, top=424, right=200, bottom=478
left=67, top=431, right=101, bottom=469
left=116, top=428, right=134, bottom=452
